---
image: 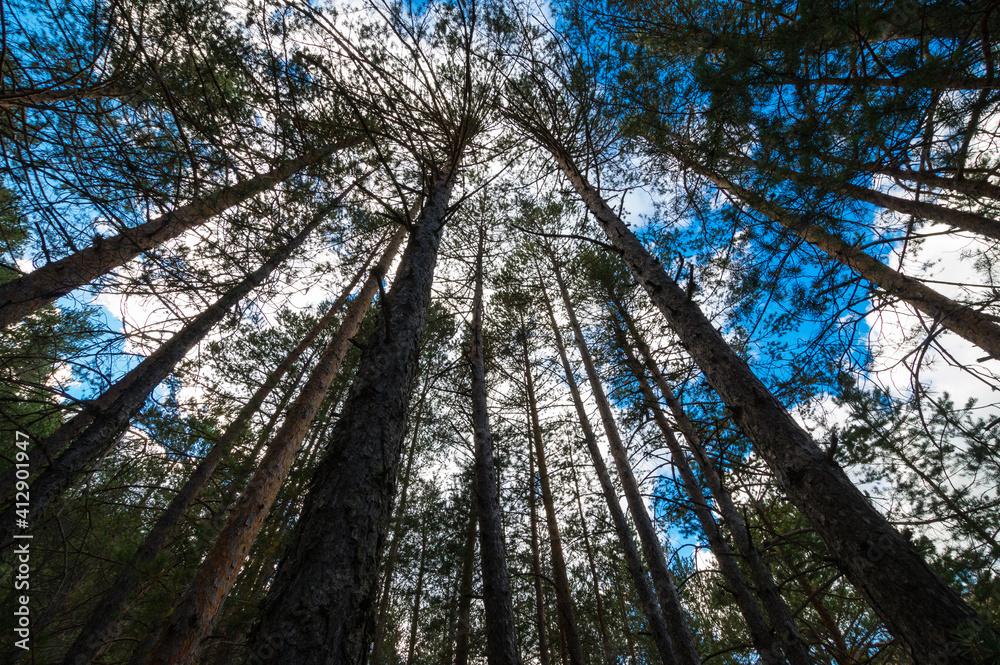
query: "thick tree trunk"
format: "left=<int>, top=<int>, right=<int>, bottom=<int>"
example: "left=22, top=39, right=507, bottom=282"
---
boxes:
left=470, top=231, right=523, bottom=665
left=59, top=257, right=371, bottom=665
left=538, top=283, right=679, bottom=665
left=406, top=516, right=429, bottom=664
left=527, top=437, right=552, bottom=665
left=567, top=447, right=614, bottom=665
left=703, top=169, right=1000, bottom=360
left=370, top=398, right=424, bottom=665
left=548, top=257, right=702, bottom=665
left=617, top=334, right=794, bottom=665
left=522, top=335, right=587, bottom=665
left=0, top=213, right=328, bottom=552
left=242, top=165, right=461, bottom=665
left=544, top=139, right=985, bottom=662
left=618, top=310, right=814, bottom=665
left=0, top=140, right=359, bottom=329
left=453, top=497, right=478, bottom=665
left=143, top=224, right=408, bottom=665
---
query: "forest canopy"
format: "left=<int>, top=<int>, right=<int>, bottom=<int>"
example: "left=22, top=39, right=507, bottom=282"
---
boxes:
left=2, top=0, right=1000, bottom=664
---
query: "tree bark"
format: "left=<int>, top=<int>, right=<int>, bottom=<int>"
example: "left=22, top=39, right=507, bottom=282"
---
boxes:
left=406, top=515, right=429, bottom=664
left=0, top=212, right=329, bottom=552
left=143, top=223, right=408, bottom=665
left=543, top=138, right=985, bottom=663
left=618, top=308, right=814, bottom=665
left=547, top=255, right=702, bottom=665
left=453, top=496, right=478, bottom=665
left=0, top=139, right=359, bottom=329
left=527, top=434, right=552, bottom=665
left=521, top=334, right=587, bottom=665
left=58, top=254, right=371, bottom=665
left=242, top=163, right=461, bottom=665
left=538, top=281, right=679, bottom=665
left=470, top=230, right=523, bottom=665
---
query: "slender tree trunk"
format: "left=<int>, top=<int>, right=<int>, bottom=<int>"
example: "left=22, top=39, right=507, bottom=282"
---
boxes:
left=470, top=230, right=522, bottom=665
left=60, top=256, right=370, bottom=665
left=543, top=138, right=985, bottom=662
left=567, top=447, right=614, bottom=665
left=406, top=516, right=429, bottom=664
left=527, top=437, right=552, bottom=665
left=0, top=212, right=329, bottom=552
left=143, top=223, right=408, bottom=665
left=453, top=496, right=478, bottom=665
left=618, top=308, right=814, bottom=665
left=243, top=158, right=465, bottom=665
left=522, top=335, right=587, bottom=665
left=538, top=282, right=678, bottom=665
left=547, top=256, right=702, bottom=665
left=701, top=168, right=1000, bottom=360
left=0, top=140, right=359, bottom=329
left=617, top=335, right=793, bottom=665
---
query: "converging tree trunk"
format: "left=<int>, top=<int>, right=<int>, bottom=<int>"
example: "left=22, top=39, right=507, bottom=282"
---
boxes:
left=453, top=495, right=478, bottom=665
left=527, top=436, right=552, bottom=665
left=540, top=136, right=985, bottom=662
left=0, top=210, right=331, bottom=552
left=0, top=139, right=359, bottom=330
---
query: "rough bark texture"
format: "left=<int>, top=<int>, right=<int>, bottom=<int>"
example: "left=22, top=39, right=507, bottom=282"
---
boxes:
left=0, top=139, right=358, bottom=329
left=453, top=498, right=478, bottom=665
left=0, top=215, right=325, bottom=552
left=240, top=169, right=457, bottom=665
left=522, top=337, right=586, bottom=665
left=470, top=234, right=523, bottom=665
left=538, top=284, right=678, bottom=665
left=620, top=311, right=813, bottom=665
left=59, top=255, right=370, bottom=665
left=143, top=224, right=407, bottom=665
left=545, top=139, right=984, bottom=663
left=549, top=257, right=702, bottom=665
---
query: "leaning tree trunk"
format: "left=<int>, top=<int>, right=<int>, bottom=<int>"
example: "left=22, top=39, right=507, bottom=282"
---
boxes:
left=59, top=252, right=372, bottom=665
left=0, top=210, right=329, bottom=552
left=521, top=333, right=587, bottom=665
left=141, top=223, right=408, bottom=665
left=406, top=515, right=430, bottom=665
left=616, top=332, right=798, bottom=665
left=470, top=230, right=523, bottom=665
left=0, top=139, right=359, bottom=329
left=242, top=159, right=465, bottom=665
left=542, top=136, right=986, bottom=663
left=538, top=282, right=679, bottom=665
left=547, top=255, right=702, bottom=665
left=617, top=307, right=814, bottom=665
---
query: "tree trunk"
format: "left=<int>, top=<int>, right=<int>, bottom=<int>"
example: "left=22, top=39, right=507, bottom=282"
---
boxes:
left=242, top=162, right=462, bottom=665
left=567, top=446, right=615, bottom=665
left=543, top=138, right=985, bottom=663
left=618, top=308, right=814, bottom=665
left=547, top=256, right=702, bottom=665
left=527, top=434, right=552, bottom=665
left=538, top=281, right=679, bottom=665
left=521, top=334, right=587, bottom=665
left=59, top=256, right=371, bottom=665
left=617, top=333, right=795, bottom=665
left=0, top=140, right=359, bottom=329
left=406, top=515, right=429, bottom=664
left=702, top=168, right=1000, bottom=360
left=143, top=223, right=408, bottom=665
left=453, top=496, right=478, bottom=665
left=0, top=212, right=328, bottom=552
left=470, top=230, right=523, bottom=665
